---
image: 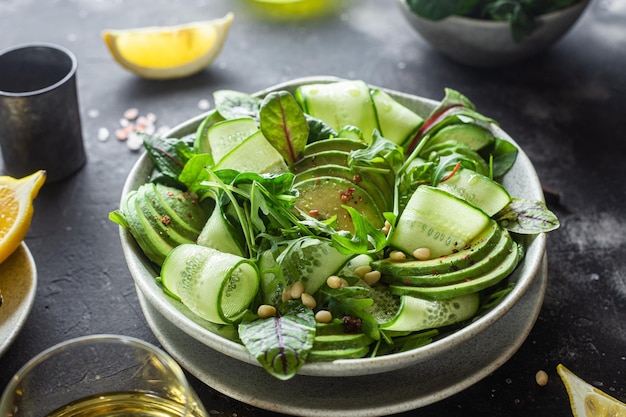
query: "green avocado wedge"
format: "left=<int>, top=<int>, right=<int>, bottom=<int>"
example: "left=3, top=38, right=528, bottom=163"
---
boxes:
left=372, top=220, right=502, bottom=277
left=293, top=176, right=384, bottom=232
left=381, top=229, right=514, bottom=287
left=389, top=242, right=522, bottom=300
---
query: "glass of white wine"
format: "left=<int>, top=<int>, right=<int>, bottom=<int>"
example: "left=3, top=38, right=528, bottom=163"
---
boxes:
left=0, top=334, right=207, bottom=417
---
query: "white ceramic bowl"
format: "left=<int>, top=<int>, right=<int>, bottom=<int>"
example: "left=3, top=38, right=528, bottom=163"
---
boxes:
left=397, top=0, right=590, bottom=67
left=118, top=76, right=547, bottom=380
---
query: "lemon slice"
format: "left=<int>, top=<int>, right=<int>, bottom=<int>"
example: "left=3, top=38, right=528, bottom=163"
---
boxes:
left=102, top=13, right=234, bottom=80
left=557, top=364, right=626, bottom=417
left=0, top=170, right=46, bottom=264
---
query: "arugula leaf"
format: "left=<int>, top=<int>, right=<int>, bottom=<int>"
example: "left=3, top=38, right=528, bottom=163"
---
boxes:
left=331, top=206, right=388, bottom=255
left=260, top=91, right=309, bottom=165
left=495, top=197, right=560, bottom=233
left=214, top=90, right=261, bottom=120
left=238, top=302, right=316, bottom=380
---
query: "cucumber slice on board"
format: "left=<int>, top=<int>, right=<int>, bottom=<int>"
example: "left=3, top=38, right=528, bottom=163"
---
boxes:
left=160, top=244, right=259, bottom=324
left=380, top=292, right=480, bottom=332
left=389, top=186, right=491, bottom=258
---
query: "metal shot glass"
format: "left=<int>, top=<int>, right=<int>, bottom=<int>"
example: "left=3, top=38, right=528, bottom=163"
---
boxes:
left=0, top=43, right=86, bottom=182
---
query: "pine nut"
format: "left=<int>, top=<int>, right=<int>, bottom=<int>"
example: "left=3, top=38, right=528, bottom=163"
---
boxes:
left=535, top=370, right=548, bottom=386
left=257, top=304, right=276, bottom=318
left=389, top=250, right=406, bottom=262
left=301, top=293, right=317, bottom=309
left=413, top=247, right=431, bottom=261
left=315, top=310, right=333, bottom=323
left=353, top=265, right=372, bottom=279
left=290, top=281, right=304, bottom=299
left=282, top=287, right=292, bottom=302
left=363, top=270, right=381, bottom=286
left=327, top=275, right=347, bottom=289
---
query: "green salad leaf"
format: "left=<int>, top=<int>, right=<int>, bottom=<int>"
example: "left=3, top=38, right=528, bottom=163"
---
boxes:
left=495, top=198, right=560, bottom=233
left=238, top=302, right=316, bottom=380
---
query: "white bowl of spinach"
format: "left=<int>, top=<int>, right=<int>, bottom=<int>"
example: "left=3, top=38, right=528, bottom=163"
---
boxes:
left=398, top=0, right=590, bottom=67
left=113, top=76, right=558, bottom=381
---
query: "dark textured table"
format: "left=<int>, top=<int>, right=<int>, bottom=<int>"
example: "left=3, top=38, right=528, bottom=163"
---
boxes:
left=1, top=0, right=625, bottom=416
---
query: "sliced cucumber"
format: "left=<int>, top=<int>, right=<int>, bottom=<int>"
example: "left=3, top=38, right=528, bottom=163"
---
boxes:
left=389, top=186, right=491, bottom=258
left=205, top=117, right=259, bottom=164
left=196, top=203, right=245, bottom=257
left=259, top=238, right=353, bottom=306
left=293, top=176, right=384, bottom=232
left=216, top=130, right=288, bottom=174
left=389, top=242, right=521, bottom=300
left=437, top=167, right=511, bottom=216
left=194, top=110, right=225, bottom=154
left=371, top=88, right=423, bottom=146
left=296, top=80, right=379, bottom=143
left=373, top=220, right=501, bottom=277
left=160, top=244, right=259, bottom=324
left=383, top=229, right=513, bottom=287
left=425, top=123, right=494, bottom=152
left=379, top=292, right=480, bottom=332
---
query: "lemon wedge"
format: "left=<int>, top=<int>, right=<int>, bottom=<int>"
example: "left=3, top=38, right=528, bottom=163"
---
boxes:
left=0, top=170, right=45, bottom=265
left=557, top=364, right=626, bottom=417
left=102, top=13, right=234, bottom=80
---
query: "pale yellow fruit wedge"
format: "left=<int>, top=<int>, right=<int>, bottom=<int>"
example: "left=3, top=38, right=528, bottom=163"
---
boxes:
left=102, top=13, right=234, bottom=80
left=557, top=364, right=626, bottom=417
left=0, top=170, right=46, bottom=264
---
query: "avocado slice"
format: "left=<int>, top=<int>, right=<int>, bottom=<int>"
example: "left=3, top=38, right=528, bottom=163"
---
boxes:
left=295, top=164, right=392, bottom=211
left=389, top=241, right=521, bottom=300
left=303, top=138, right=367, bottom=156
left=382, top=229, right=514, bottom=287
left=291, top=150, right=395, bottom=189
left=293, top=176, right=384, bottom=233
left=372, top=220, right=501, bottom=277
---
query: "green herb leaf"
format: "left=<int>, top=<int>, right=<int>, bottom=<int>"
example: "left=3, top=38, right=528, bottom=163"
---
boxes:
left=142, top=133, right=196, bottom=188
left=238, top=302, right=316, bottom=380
left=331, top=206, right=388, bottom=255
left=490, top=137, right=518, bottom=177
left=495, top=198, right=560, bottom=234
left=260, top=91, right=309, bottom=165
left=214, top=90, right=261, bottom=120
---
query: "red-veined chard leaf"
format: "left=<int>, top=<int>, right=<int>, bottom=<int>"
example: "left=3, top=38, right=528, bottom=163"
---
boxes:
left=259, top=91, right=309, bottom=165
left=495, top=198, right=560, bottom=234
left=238, top=302, right=316, bottom=380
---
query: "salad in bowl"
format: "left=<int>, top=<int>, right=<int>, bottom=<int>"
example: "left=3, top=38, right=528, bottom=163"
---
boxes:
left=111, top=77, right=558, bottom=380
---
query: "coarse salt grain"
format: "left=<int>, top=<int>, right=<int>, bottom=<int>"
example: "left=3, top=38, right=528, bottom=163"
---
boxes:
left=123, top=107, right=139, bottom=120
left=198, top=99, right=210, bottom=111
left=97, top=127, right=109, bottom=141
left=126, top=132, right=143, bottom=151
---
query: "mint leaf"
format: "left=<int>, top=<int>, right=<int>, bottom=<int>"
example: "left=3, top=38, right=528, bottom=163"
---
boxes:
left=238, top=303, right=316, bottom=380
